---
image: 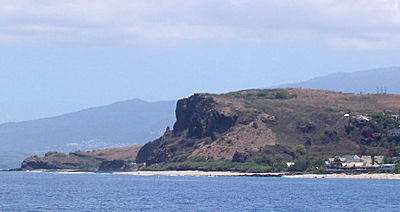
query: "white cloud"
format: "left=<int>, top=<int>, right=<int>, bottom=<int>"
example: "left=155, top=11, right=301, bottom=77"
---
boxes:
left=1, top=0, right=400, bottom=49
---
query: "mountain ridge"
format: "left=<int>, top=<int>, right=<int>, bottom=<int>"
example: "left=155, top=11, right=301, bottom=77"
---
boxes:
left=274, top=67, right=400, bottom=94
left=0, top=98, right=176, bottom=169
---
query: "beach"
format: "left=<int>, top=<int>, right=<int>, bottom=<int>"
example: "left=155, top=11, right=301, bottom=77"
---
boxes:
left=283, top=173, right=400, bottom=179
left=15, top=170, right=400, bottom=179
left=112, top=170, right=282, bottom=177
left=113, top=170, right=400, bottom=179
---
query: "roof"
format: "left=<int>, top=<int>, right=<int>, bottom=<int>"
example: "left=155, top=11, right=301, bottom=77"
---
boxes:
left=358, top=115, right=370, bottom=121
left=374, top=156, right=384, bottom=164
left=342, top=162, right=364, bottom=168
left=381, top=164, right=396, bottom=167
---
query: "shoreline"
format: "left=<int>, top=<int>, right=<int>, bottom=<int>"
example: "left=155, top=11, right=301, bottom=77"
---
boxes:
left=5, top=169, right=400, bottom=179
left=114, top=171, right=400, bottom=179
left=283, top=173, right=400, bottom=180
left=112, top=170, right=282, bottom=177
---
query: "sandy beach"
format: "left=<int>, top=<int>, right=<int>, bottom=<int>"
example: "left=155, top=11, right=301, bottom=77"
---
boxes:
left=283, top=173, right=400, bottom=180
left=112, top=170, right=282, bottom=177
left=17, top=170, right=400, bottom=179
left=112, top=171, right=400, bottom=179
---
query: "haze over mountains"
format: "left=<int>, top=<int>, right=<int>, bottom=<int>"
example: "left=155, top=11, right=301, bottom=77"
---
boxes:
left=0, top=99, right=176, bottom=168
left=275, top=67, right=400, bottom=94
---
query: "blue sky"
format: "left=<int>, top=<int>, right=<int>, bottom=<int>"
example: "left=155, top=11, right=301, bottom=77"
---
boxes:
left=1, top=0, right=400, bottom=123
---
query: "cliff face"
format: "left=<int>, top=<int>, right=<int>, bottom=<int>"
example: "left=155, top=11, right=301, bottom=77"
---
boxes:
left=136, top=94, right=240, bottom=165
left=136, top=90, right=287, bottom=165
left=173, top=94, right=237, bottom=139
left=136, top=88, right=400, bottom=166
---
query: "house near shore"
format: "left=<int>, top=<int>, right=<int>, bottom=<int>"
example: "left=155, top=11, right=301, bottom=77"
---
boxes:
left=361, top=156, right=373, bottom=167
left=356, top=115, right=370, bottom=125
left=326, top=155, right=384, bottom=168
left=341, top=155, right=363, bottom=168
left=374, top=156, right=384, bottom=165
left=286, top=162, right=295, bottom=167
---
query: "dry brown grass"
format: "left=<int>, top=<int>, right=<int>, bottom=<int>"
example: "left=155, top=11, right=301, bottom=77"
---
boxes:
left=74, top=145, right=143, bottom=161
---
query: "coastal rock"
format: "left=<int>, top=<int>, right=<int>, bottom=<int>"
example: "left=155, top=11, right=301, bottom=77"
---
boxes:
left=173, top=94, right=237, bottom=138
left=20, top=145, right=142, bottom=171
left=99, top=160, right=131, bottom=172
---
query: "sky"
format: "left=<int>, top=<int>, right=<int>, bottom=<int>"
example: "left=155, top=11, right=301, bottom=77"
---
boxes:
left=1, top=0, right=400, bottom=123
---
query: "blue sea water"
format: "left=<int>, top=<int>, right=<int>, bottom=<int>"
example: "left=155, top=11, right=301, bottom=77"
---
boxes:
left=1, top=172, right=400, bottom=211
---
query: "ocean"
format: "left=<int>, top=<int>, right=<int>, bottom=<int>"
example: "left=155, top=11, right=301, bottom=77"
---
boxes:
left=1, top=171, right=399, bottom=211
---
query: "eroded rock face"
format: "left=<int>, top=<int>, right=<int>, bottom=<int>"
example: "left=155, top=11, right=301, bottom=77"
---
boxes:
left=136, top=94, right=241, bottom=165
left=99, top=160, right=127, bottom=172
left=138, top=95, right=283, bottom=165
left=173, top=94, right=237, bottom=138
left=21, top=156, right=61, bottom=169
left=136, top=137, right=169, bottom=165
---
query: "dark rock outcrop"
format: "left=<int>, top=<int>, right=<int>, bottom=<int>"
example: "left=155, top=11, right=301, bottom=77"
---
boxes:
left=135, top=137, right=169, bottom=165
left=232, top=151, right=248, bottom=163
left=99, top=160, right=131, bottom=172
left=21, top=156, right=61, bottom=169
left=173, top=94, right=237, bottom=138
left=136, top=94, right=238, bottom=165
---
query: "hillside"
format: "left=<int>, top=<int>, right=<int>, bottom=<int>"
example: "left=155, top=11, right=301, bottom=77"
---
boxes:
left=136, top=88, right=400, bottom=172
left=275, top=67, right=400, bottom=94
left=0, top=99, right=176, bottom=169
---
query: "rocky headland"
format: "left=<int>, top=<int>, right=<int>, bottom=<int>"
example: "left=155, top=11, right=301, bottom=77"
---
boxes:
left=20, top=145, right=142, bottom=172
left=20, top=88, right=400, bottom=173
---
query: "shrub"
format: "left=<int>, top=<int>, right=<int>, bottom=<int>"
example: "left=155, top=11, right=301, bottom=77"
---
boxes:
left=256, top=90, right=271, bottom=98
left=274, top=91, right=290, bottom=99
left=227, top=92, right=244, bottom=98
left=45, top=152, right=67, bottom=157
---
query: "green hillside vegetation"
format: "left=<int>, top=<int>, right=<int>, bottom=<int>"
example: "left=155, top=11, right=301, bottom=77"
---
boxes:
left=345, top=112, right=400, bottom=163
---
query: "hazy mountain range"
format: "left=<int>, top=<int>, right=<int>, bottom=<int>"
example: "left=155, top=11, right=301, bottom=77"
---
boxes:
left=275, top=67, right=400, bottom=94
left=0, top=99, right=176, bottom=168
